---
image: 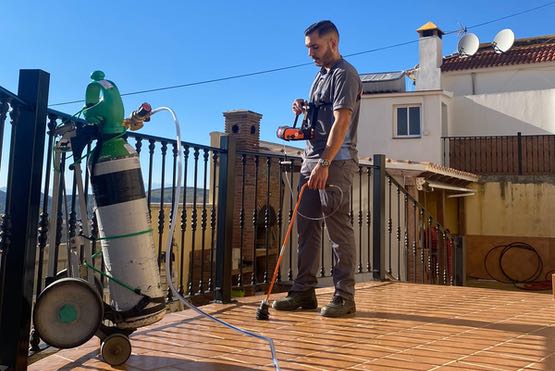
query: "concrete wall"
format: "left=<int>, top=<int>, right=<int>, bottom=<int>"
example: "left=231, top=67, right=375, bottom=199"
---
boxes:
left=358, top=91, right=451, bottom=164
left=450, top=89, right=555, bottom=136
left=464, top=177, right=555, bottom=280
left=442, top=63, right=555, bottom=96
left=465, top=178, right=555, bottom=237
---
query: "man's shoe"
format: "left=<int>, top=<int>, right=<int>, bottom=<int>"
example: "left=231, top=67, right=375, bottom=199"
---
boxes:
left=272, top=289, right=318, bottom=311
left=320, top=295, right=356, bottom=317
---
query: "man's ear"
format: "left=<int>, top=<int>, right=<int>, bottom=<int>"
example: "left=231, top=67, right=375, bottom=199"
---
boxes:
left=329, top=36, right=338, bottom=51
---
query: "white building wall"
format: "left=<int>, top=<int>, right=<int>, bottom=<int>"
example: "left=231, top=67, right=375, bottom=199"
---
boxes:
left=450, top=89, right=555, bottom=136
left=358, top=92, right=448, bottom=164
left=442, top=62, right=555, bottom=96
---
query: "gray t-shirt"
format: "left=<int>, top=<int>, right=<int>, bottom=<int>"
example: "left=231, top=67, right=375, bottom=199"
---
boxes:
left=304, top=57, right=362, bottom=161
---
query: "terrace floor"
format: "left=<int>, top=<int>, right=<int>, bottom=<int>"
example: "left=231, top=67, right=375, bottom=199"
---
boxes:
left=29, top=281, right=555, bottom=371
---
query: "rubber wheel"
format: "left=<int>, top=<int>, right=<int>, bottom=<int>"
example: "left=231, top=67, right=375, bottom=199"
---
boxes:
left=33, top=278, right=103, bottom=349
left=101, top=333, right=132, bottom=366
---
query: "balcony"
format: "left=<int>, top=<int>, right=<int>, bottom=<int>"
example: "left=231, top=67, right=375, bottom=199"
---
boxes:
left=29, top=282, right=555, bottom=371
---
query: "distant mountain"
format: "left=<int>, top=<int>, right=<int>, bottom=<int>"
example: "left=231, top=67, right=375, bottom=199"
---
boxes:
left=0, top=187, right=207, bottom=217
left=148, top=187, right=206, bottom=204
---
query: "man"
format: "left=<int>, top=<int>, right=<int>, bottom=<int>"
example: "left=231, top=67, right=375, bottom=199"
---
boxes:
left=273, top=20, right=362, bottom=317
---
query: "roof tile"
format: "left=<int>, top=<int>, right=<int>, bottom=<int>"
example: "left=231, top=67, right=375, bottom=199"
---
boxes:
left=441, top=35, right=555, bottom=72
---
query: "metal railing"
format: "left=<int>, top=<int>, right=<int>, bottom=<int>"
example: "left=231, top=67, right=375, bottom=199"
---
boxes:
left=442, top=133, right=555, bottom=175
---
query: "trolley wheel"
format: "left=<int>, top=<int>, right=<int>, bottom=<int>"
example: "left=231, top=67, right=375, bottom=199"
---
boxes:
left=101, top=333, right=132, bottom=366
left=33, top=278, right=103, bottom=349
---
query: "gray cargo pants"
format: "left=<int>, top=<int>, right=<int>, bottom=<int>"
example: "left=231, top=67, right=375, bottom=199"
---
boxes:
left=291, top=159, right=358, bottom=300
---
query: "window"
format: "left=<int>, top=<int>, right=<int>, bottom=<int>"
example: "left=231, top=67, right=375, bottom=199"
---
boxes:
left=394, top=105, right=421, bottom=137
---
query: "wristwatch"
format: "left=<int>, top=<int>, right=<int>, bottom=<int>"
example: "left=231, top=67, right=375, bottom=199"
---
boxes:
left=318, top=158, right=330, bottom=168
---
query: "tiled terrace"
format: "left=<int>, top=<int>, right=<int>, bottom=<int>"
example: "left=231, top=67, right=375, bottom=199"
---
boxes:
left=29, top=282, right=555, bottom=371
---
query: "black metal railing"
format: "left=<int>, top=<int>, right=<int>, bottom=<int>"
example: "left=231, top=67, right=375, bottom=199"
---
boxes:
left=384, top=173, right=460, bottom=285
left=442, top=133, right=555, bottom=175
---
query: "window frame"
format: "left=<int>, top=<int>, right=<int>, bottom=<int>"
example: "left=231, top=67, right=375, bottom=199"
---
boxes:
left=393, top=104, right=422, bottom=138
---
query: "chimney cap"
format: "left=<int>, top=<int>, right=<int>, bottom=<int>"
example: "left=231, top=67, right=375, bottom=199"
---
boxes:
left=416, top=21, right=444, bottom=36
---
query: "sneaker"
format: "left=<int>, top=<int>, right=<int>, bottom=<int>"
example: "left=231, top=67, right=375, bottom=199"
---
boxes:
left=272, top=289, right=318, bottom=311
left=320, top=295, right=356, bottom=317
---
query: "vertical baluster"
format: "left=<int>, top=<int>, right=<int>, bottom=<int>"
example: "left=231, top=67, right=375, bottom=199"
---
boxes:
left=387, top=176, right=392, bottom=276
left=319, top=221, right=326, bottom=278
left=396, top=185, right=401, bottom=280
left=441, top=228, right=447, bottom=285
left=208, top=150, right=218, bottom=291
left=404, top=193, right=409, bottom=282
left=0, top=99, right=8, bottom=171
left=366, top=167, right=371, bottom=273
left=83, top=141, right=92, bottom=216
left=276, top=158, right=284, bottom=283
left=157, top=142, right=167, bottom=269
left=179, top=146, right=189, bottom=295
left=238, top=154, right=246, bottom=288
left=435, top=225, right=440, bottom=284
left=287, top=159, right=294, bottom=281
left=147, top=140, right=156, bottom=219
left=198, top=149, right=209, bottom=293
left=412, top=200, right=417, bottom=283
left=428, top=216, right=434, bottom=284
left=35, top=114, right=57, bottom=295
left=357, top=166, right=363, bottom=273
left=263, top=156, right=271, bottom=284
left=251, top=155, right=259, bottom=287
left=53, top=152, right=67, bottom=277
left=188, top=147, right=199, bottom=295
left=30, top=113, right=57, bottom=351
left=167, top=142, right=178, bottom=302
left=69, top=172, right=78, bottom=258
left=449, top=235, right=455, bottom=285
left=419, top=208, right=425, bottom=284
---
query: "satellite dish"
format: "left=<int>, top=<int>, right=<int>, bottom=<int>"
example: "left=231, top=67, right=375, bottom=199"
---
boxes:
left=458, top=33, right=480, bottom=57
left=492, top=29, right=515, bottom=54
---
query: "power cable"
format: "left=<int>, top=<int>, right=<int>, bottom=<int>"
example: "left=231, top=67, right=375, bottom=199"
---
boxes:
left=49, top=1, right=555, bottom=107
left=444, top=1, right=555, bottom=35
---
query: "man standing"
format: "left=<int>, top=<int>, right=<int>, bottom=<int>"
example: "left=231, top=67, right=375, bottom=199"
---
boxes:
left=273, top=20, right=362, bottom=317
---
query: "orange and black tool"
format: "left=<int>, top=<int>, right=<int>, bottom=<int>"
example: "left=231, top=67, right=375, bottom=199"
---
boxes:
left=256, top=183, right=308, bottom=320
left=276, top=113, right=315, bottom=141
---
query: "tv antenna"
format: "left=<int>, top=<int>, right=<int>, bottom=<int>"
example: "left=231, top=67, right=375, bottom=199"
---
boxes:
left=458, top=33, right=480, bottom=57
left=492, top=29, right=515, bottom=54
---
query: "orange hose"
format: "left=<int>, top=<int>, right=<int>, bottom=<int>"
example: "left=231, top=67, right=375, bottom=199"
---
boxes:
left=264, top=183, right=308, bottom=302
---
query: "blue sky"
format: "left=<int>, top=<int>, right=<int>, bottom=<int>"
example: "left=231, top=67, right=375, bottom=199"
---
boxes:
left=1, top=1, right=554, bottom=187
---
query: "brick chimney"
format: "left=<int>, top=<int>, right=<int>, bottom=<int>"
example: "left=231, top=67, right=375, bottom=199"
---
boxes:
left=223, top=110, right=262, bottom=150
left=415, top=21, right=444, bottom=91
left=223, top=110, right=263, bottom=286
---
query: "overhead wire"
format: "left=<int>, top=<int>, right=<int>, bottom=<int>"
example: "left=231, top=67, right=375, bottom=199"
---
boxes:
left=48, top=1, right=555, bottom=108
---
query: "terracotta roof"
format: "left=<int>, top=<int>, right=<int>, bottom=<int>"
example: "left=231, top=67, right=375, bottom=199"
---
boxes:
left=441, top=35, right=555, bottom=72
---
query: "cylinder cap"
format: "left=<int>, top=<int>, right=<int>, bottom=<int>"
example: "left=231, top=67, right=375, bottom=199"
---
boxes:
left=91, top=70, right=106, bottom=81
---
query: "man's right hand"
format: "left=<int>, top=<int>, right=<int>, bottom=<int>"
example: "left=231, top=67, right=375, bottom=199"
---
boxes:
left=292, top=99, right=307, bottom=115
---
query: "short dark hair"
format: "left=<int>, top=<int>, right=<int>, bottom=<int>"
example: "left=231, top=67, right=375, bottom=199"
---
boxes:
left=304, top=20, right=339, bottom=39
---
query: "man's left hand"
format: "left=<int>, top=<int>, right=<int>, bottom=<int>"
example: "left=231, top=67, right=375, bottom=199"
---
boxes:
left=308, top=163, right=329, bottom=189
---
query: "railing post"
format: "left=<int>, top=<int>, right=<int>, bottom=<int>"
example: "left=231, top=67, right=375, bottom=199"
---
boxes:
left=454, top=235, right=465, bottom=286
left=0, top=69, right=49, bottom=370
left=517, top=132, right=523, bottom=175
left=372, top=154, right=386, bottom=281
left=214, top=135, right=236, bottom=303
